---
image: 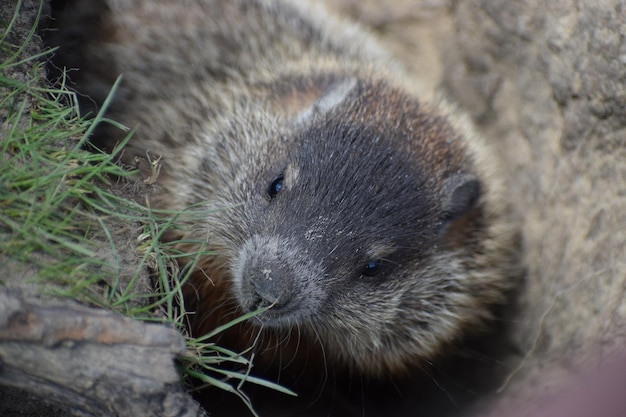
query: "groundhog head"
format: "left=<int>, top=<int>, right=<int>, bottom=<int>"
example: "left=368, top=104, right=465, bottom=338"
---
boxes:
left=185, top=75, right=517, bottom=377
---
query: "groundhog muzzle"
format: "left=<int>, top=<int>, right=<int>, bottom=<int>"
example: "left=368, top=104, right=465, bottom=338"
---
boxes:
left=47, top=0, right=521, bottom=385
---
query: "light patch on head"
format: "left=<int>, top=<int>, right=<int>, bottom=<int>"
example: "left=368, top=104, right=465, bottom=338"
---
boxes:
left=284, top=163, right=300, bottom=191
left=295, top=78, right=357, bottom=125
left=365, top=243, right=396, bottom=261
left=314, top=78, right=357, bottom=114
left=302, top=215, right=331, bottom=243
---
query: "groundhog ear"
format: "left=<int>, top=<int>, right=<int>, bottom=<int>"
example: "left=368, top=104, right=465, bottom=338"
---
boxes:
left=440, top=173, right=482, bottom=223
left=289, top=78, right=357, bottom=124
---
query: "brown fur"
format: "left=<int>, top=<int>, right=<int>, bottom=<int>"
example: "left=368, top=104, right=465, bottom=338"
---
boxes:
left=48, top=0, right=521, bottom=400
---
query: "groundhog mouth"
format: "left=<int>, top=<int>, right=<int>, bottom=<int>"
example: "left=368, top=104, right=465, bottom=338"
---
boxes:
left=234, top=272, right=320, bottom=329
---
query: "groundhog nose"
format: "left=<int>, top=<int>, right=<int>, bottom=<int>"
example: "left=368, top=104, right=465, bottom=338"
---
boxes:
left=245, top=261, right=294, bottom=311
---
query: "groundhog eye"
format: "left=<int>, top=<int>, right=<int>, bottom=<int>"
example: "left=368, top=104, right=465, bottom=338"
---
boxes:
left=362, top=259, right=384, bottom=277
left=267, top=174, right=284, bottom=199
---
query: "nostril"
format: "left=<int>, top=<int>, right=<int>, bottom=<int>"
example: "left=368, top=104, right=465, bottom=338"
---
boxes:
left=238, top=260, right=295, bottom=313
left=247, top=292, right=270, bottom=312
left=254, top=284, right=279, bottom=305
left=251, top=271, right=289, bottom=310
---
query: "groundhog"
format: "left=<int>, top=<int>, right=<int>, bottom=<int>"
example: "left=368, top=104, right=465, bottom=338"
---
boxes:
left=47, top=0, right=522, bottom=413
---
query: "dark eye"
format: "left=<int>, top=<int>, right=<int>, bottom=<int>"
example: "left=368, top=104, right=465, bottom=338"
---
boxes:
left=362, top=259, right=384, bottom=277
left=267, top=174, right=284, bottom=199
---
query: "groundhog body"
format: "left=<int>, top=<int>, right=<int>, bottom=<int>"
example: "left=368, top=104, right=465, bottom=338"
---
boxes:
left=49, top=0, right=520, bottom=401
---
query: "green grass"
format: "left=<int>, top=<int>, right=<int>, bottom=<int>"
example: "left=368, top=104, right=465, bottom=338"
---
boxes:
left=0, top=2, right=294, bottom=415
